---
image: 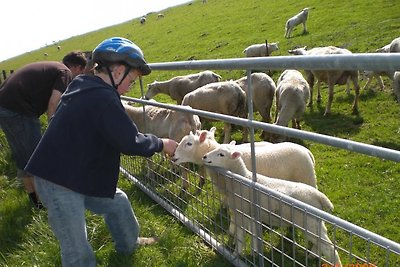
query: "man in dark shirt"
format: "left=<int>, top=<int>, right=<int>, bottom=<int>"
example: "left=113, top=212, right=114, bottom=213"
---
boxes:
left=0, top=51, right=87, bottom=208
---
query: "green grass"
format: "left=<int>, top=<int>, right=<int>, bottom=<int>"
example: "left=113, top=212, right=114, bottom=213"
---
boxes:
left=1, top=0, right=400, bottom=266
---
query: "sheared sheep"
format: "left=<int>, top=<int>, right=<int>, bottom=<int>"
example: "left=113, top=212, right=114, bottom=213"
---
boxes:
left=285, top=8, right=309, bottom=38
left=123, top=102, right=202, bottom=189
left=243, top=42, right=279, bottom=57
left=274, top=69, right=310, bottom=139
left=123, top=102, right=201, bottom=142
left=181, top=81, right=247, bottom=143
left=202, top=142, right=342, bottom=266
left=145, top=70, right=222, bottom=104
left=235, top=72, right=276, bottom=139
left=288, top=46, right=360, bottom=115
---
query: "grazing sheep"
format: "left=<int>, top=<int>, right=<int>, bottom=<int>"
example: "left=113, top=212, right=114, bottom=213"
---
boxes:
left=157, top=13, right=165, bottom=19
left=140, top=16, right=146, bottom=24
left=57, top=45, right=61, bottom=51
left=243, top=42, right=279, bottom=57
left=181, top=81, right=247, bottom=143
left=393, top=71, right=400, bottom=102
left=389, top=37, right=400, bottom=52
left=274, top=69, right=310, bottom=139
left=288, top=46, right=360, bottom=115
left=145, top=70, right=222, bottom=104
left=235, top=72, right=276, bottom=140
left=44, top=53, right=49, bottom=57
left=285, top=8, right=309, bottom=38
left=202, top=142, right=342, bottom=266
left=123, top=102, right=202, bottom=189
left=123, top=102, right=201, bottom=143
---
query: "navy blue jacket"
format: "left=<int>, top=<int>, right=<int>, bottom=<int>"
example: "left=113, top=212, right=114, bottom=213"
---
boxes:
left=26, top=75, right=163, bottom=198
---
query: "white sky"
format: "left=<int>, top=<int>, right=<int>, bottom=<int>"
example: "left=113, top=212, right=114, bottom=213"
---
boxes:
left=0, top=0, right=191, bottom=62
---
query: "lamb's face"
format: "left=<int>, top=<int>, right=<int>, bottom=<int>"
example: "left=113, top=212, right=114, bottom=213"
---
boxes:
left=171, top=132, right=199, bottom=165
left=202, top=143, right=240, bottom=168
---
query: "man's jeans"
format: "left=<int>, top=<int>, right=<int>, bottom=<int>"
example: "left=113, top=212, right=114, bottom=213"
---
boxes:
left=34, top=177, right=140, bottom=267
left=0, top=106, right=41, bottom=176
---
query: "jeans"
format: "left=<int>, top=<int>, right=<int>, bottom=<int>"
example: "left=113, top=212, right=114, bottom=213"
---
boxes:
left=34, top=177, right=140, bottom=267
left=0, top=106, right=41, bottom=176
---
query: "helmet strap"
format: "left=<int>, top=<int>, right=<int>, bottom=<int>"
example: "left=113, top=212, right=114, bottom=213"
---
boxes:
left=106, top=65, right=132, bottom=90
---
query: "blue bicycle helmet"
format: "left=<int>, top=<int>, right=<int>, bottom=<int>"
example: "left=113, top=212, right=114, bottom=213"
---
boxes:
left=93, top=37, right=151, bottom=75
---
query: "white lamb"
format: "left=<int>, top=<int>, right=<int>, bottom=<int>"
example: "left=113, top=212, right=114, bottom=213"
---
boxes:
left=181, top=81, right=247, bottom=143
left=145, top=70, right=222, bottom=104
left=285, top=8, right=309, bottom=38
left=235, top=72, right=276, bottom=139
left=274, top=69, right=310, bottom=141
left=242, top=42, right=279, bottom=57
left=288, top=46, right=360, bottom=115
left=202, top=142, right=342, bottom=266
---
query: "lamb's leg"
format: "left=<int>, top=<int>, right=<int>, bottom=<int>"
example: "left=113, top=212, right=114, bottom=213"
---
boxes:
left=393, top=78, right=400, bottom=102
left=324, top=81, right=334, bottom=116
left=377, top=75, right=385, bottom=90
left=316, top=80, right=322, bottom=103
left=362, top=77, right=373, bottom=91
left=306, top=71, right=315, bottom=106
left=351, top=76, right=360, bottom=114
left=303, top=22, right=307, bottom=33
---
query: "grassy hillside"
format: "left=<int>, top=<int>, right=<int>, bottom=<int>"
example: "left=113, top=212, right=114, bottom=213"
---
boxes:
left=1, top=0, right=399, bottom=266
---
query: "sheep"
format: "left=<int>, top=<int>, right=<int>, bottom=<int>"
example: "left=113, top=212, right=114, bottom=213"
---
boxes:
left=140, top=16, right=146, bottom=24
left=235, top=73, right=276, bottom=139
left=393, top=71, right=400, bottom=103
left=202, top=142, right=342, bottom=266
left=123, top=102, right=201, bottom=143
left=274, top=70, right=310, bottom=140
left=389, top=37, right=400, bottom=53
left=57, top=45, right=61, bottom=51
left=242, top=42, right=279, bottom=57
left=145, top=70, right=222, bottom=104
left=181, top=81, right=247, bottom=143
left=284, top=8, right=309, bottom=38
left=157, top=13, right=165, bottom=19
left=123, top=101, right=202, bottom=189
left=288, top=46, right=360, bottom=115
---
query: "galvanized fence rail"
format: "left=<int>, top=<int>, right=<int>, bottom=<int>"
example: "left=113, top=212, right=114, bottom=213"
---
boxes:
left=120, top=53, right=400, bottom=267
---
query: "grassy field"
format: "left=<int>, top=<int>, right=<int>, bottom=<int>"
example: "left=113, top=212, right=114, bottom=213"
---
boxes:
left=1, top=0, right=399, bottom=266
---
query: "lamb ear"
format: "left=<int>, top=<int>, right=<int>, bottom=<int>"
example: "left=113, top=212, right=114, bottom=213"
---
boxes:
left=229, top=140, right=236, bottom=145
left=231, top=151, right=242, bottom=159
left=209, top=127, right=216, bottom=134
left=199, top=131, right=207, bottom=143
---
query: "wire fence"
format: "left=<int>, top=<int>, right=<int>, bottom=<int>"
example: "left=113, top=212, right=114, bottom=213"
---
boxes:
left=120, top=53, right=400, bottom=266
